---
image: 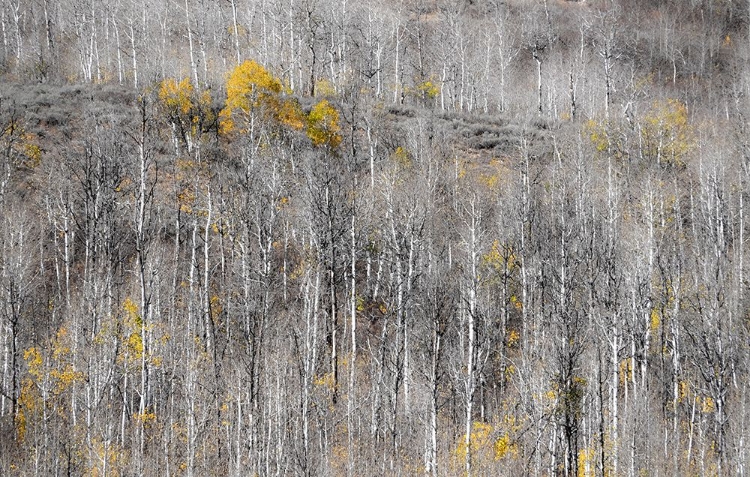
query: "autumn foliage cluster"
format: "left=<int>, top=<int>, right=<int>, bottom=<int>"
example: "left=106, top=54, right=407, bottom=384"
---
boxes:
left=2, top=0, right=750, bottom=476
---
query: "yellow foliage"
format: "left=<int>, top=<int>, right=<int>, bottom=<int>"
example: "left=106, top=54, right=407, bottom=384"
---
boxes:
left=177, top=187, right=196, bottom=214
left=578, top=447, right=595, bottom=477
left=22, top=134, right=41, bottom=167
left=458, top=164, right=467, bottom=179
left=356, top=295, right=365, bottom=312
left=225, top=60, right=282, bottom=110
left=619, top=358, right=633, bottom=387
left=494, top=433, right=518, bottom=460
left=275, top=196, right=290, bottom=212
left=288, top=260, right=306, bottom=280
left=52, top=327, right=71, bottom=361
left=16, top=377, right=37, bottom=441
left=585, top=119, right=611, bottom=153
left=650, top=308, right=660, bottom=332
left=210, top=294, right=223, bottom=323
left=158, top=77, right=215, bottom=144
left=641, top=99, right=694, bottom=165
left=314, top=78, right=337, bottom=97
left=50, top=364, right=84, bottom=395
left=332, top=443, right=349, bottom=465
left=416, top=79, right=440, bottom=99
left=123, top=297, right=140, bottom=323
left=1, top=121, right=42, bottom=168
left=678, top=380, right=689, bottom=403
left=502, top=413, right=522, bottom=432
left=391, top=146, right=411, bottom=168
left=159, top=77, right=194, bottom=115
left=228, top=24, right=247, bottom=37
left=483, top=240, right=518, bottom=274
left=89, top=438, right=126, bottom=477
left=277, top=98, right=306, bottom=131
left=24, top=347, right=43, bottom=380
left=220, top=60, right=282, bottom=133
left=306, top=99, right=342, bottom=149
left=219, top=59, right=307, bottom=136
left=219, top=116, right=235, bottom=136
left=313, top=372, right=336, bottom=390
left=133, top=411, right=157, bottom=426
left=454, top=421, right=493, bottom=463
left=507, top=329, right=520, bottom=348
left=18, top=338, right=84, bottom=441
left=545, top=388, right=557, bottom=402
left=479, top=173, right=499, bottom=190
left=481, top=158, right=508, bottom=192
left=454, top=416, right=521, bottom=470
left=121, top=297, right=144, bottom=362
left=126, top=333, right=144, bottom=359
left=482, top=240, right=520, bottom=291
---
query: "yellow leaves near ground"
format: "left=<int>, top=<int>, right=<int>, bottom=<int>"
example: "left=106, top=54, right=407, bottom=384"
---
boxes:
left=2, top=120, right=42, bottom=169
left=507, top=328, right=520, bottom=347
left=133, top=410, right=157, bottom=426
left=16, top=377, right=36, bottom=441
left=454, top=421, right=493, bottom=464
left=16, top=328, right=84, bottom=441
left=21, top=135, right=41, bottom=167
left=17, top=348, right=44, bottom=441
left=452, top=416, right=521, bottom=473
left=88, top=438, right=126, bottom=477
left=210, top=294, right=223, bottom=323
left=578, top=447, right=595, bottom=477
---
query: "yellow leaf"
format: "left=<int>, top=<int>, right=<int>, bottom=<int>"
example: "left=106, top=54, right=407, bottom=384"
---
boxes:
left=641, top=99, right=694, bottom=166
left=159, top=77, right=194, bottom=115
left=306, top=99, right=342, bottom=149
left=220, top=59, right=305, bottom=136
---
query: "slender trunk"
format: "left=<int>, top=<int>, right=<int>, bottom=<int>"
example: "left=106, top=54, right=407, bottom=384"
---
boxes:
left=326, top=184, right=338, bottom=403
left=185, top=0, right=198, bottom=86
left=536, top=55, right=542, bottom=114
left=347, top=212, right=356, bottom=477
left=128, top=18, right=138, bottom=88
left=464, top=197, right=479, bottom=477
left=230, top=0, right=241, bottom=65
